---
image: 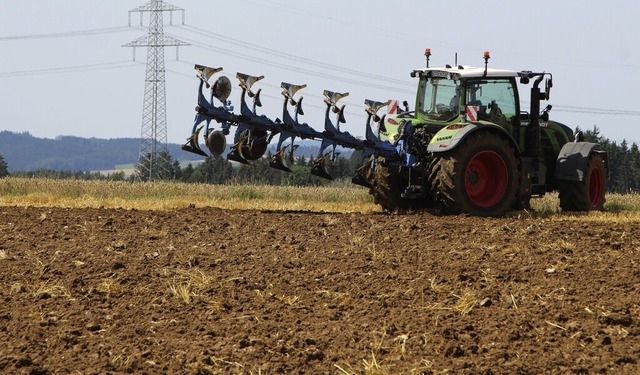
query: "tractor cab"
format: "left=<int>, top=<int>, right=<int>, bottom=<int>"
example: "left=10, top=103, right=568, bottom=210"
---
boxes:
left=412, top=67, right=521, bottom=133
left=381, top=62, right=525, bottom=147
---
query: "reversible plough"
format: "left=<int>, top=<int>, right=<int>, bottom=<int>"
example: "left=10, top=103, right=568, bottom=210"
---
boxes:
left=182, top=64, right=399, bottom=181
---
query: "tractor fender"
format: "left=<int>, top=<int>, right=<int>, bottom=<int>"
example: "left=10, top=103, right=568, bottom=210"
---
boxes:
left=427, top=121, right=518, bottom=154
left=555, top=142, right=607, bottom=182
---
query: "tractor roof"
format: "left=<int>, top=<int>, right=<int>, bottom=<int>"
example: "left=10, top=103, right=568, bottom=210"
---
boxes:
left=412, top=66, right=519, bottom=80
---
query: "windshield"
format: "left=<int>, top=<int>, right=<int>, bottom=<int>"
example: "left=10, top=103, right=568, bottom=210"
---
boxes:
left=417, top=77, right=460, bottom=122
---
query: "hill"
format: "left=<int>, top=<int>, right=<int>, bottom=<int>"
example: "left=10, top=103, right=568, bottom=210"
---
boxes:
left=0, top=131, right=183, bottom=172
left=0, top=131, right=339, bottom=172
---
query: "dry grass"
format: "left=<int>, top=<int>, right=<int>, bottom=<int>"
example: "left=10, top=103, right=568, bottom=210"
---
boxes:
left=0, top=177, right=378, bottom=213
left=255, top=288, right=301, bottom=306
left=452, top=289, right=479, bottom=315
left=167, top=268, right=215, bottom=305
left=335, top=350, right=440, bottom=375
left=335, top=352, right=392, bottom=375
left=96, top=277, right=121, bottom=297
left=31, top=281, right=73, bottom=300
left=2, top=177, right=640, bottom=218
left=169, top=282, right=193, bottom=304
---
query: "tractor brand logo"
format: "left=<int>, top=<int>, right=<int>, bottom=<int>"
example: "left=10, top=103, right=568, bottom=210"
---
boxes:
left=429, top=71, right=450, bottom=78
left=466, top=105, right=479, bottom=121
left=387, top=118, right=398, bottom=125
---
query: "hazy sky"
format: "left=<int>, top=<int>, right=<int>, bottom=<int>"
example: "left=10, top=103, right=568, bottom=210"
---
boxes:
left=1, top=0, right=639, bottom=146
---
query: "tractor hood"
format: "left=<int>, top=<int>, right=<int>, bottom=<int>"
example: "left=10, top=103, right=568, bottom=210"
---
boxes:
left=427, top=121, right=517, bottom=153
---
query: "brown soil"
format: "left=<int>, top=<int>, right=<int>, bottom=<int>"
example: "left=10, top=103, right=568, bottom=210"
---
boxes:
left=1, top=206, right=639, bottom=374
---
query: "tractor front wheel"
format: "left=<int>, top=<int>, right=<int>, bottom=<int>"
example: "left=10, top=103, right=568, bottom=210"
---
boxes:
left=558, top=153, right=606, bottom=211
left=430, top=132, right=519, bottom=216
left=366, top=157, right=413, bottom=212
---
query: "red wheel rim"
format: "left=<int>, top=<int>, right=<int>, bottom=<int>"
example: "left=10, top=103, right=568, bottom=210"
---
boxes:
left=589, top=165, right=603, bottom=208
left=464, top=150, right=509, bottom=208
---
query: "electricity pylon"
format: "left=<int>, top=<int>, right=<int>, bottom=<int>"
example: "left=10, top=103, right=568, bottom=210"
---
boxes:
left=124, top=0, right=188, bottom=181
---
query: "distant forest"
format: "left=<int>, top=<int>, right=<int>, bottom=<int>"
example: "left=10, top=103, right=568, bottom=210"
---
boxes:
left=2, top=127, right=640, bottom=193
left=0, top=131, right=190, bottom=172
left=0, top=131, right=323, bottom=172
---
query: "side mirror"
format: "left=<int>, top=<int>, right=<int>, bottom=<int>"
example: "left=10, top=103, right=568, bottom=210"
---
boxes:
left=540, top=105, right=552, bottom=122
left=545, top=78, right=553, bottom=100
left=541, top=112, right=549, bottom=122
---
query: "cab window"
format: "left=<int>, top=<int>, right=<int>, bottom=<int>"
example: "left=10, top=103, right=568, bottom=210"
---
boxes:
left=465, top=79, right=516, bottom=129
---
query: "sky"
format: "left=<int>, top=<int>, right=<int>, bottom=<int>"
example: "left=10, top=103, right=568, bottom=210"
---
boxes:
left=1, top=0, right=640, bottom=148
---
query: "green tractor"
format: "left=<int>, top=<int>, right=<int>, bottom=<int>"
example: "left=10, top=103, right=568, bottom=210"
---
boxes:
left=356, top=50, right=607, bottom=216
left=183, top=51, right=607, bottom=216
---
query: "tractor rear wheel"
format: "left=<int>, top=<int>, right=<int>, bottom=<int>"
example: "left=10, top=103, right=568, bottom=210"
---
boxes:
left=558, top=153, right=606, bottom=211
left=430, top=132, right=519, bottom=216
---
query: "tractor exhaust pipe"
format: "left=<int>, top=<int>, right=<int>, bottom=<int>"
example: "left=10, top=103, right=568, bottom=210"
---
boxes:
left=525, top=75, right=545, bottom=158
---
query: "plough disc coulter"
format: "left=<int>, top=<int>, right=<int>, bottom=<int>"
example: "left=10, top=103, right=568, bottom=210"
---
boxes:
left=182, top=64, right=400, bottom=181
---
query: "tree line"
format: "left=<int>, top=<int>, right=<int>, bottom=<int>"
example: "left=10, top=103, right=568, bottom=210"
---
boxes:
left=0, top=149, right=363, bottom=187
left=142, top=149, right=364, bottom=186
left=580, top=126, right=640, bottom=193
left=1, top=126, right=640, bottom=193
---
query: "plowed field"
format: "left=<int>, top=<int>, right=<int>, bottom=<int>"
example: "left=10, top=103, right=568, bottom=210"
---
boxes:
left=1, top=206, right=639, bottom=374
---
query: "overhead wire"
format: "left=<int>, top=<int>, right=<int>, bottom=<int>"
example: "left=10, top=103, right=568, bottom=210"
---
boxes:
left=168, top=32, right=415, bottom=95
left=0, top=22, right=637, bottom=118
left=0, top=60, right=141, bottom=77
left=550, top=105, right=640, bottom=116
left=174, top=24, right=414, bottom=88
left=167, top=25, right=640, bottom=117
left=520, top=100, right=640, bottom=117
left=0, top=26, right=133, bottom=41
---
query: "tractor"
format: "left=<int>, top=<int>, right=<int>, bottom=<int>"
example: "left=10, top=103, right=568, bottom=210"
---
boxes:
left=183, top=50, right=607, bottom=216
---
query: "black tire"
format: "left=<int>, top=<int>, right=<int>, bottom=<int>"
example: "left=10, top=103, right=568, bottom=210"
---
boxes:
left=367, top=157, right=413, bottom=212
left=558, top=153, right=606, bottom=211
left=429, top=132, right=519, bottom=217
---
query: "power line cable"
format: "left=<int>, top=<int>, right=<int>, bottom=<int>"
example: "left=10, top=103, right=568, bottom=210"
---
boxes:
left=171, top=33, right=415, bottom=96
left=0, top=20, right=636, bottom=118
left=0, top=26, right=133, bottom=41
left=0, top=61, right=140, bottom=77
left=552, top=106, right=640, bottom=116
left=174, top=24, right=414, bottom=89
